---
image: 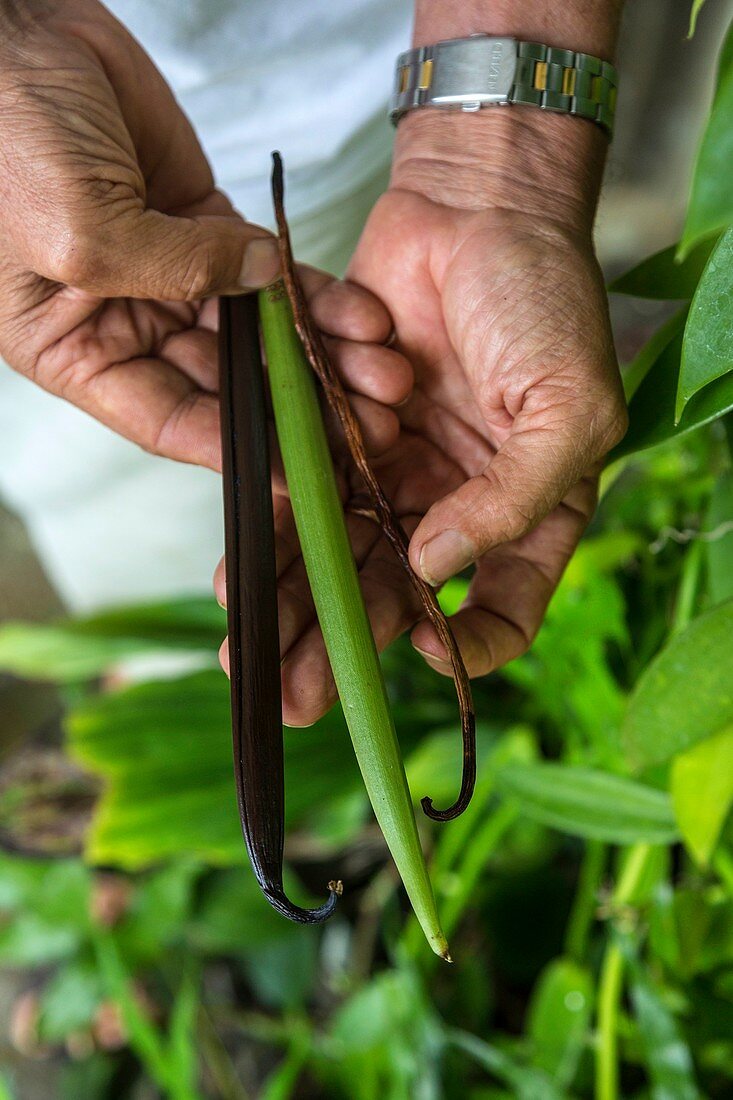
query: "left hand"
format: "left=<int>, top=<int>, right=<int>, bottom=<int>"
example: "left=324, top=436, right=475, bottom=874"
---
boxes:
left=217, top=109, right=627, bottom=725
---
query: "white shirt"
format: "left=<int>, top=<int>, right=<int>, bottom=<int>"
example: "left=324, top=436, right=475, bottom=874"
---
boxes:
left=0, top=0, right=412, bottom=610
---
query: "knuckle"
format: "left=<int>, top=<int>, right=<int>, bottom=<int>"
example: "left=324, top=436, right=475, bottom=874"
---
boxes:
left=594, top=399, right=629, bottom=454
left=46, top=228, right=106, bottom=288
left=176, top=241, right=216, bottom=300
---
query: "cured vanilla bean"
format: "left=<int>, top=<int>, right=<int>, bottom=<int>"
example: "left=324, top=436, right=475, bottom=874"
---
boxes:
left=270, top=152, right=476, bottom=821
left=219, top=294, right=340, bottom=922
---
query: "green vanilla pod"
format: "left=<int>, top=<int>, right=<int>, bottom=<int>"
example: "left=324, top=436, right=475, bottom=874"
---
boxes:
left=269, top=152, right=476, bottom=822
left=218, top=293, right=340, bottom=923
left=259, top=283, right=450, bottom=960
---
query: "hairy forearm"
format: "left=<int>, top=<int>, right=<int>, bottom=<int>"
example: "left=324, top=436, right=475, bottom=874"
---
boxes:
left=395, top=2, right=626, bottom=228
left=413, top=0, right=624, bottom=58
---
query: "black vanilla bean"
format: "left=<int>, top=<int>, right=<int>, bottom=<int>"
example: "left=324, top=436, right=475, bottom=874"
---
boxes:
left=218, top=294, right=340, bottom=922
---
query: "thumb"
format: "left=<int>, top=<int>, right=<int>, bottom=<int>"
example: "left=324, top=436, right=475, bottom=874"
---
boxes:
left=409, top=407, right=608, bottom=587
left=41, top=207, right=280, bottom=300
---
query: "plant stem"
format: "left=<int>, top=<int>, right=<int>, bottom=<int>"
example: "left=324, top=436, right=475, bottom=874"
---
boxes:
left=671, top=539, right=704, bottom=635
left=565, top=840, right=606, bottom=962
left=595, top=843, right=654, bottom=1100
left=723, top=411, right=733, bottom=466
left=259, top=284, right=448, bottom=960
left=713, top=846, right=733, bottom=895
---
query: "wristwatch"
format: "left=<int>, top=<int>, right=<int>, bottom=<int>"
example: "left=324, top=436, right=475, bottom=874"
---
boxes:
left=389, top=35, right=618, bottom=138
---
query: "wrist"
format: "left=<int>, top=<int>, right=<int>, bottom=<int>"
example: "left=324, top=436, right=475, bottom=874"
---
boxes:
left=413, top=2, right=625, bottom=59
left=391, top=107, right=607, bottom=233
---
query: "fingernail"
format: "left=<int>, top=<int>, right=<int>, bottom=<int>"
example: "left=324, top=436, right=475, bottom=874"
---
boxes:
left=419, top=530, right=474, bottom=587
left=413, top=644, right=451, bottom=671
left=239, top=237, right=280, bottom=289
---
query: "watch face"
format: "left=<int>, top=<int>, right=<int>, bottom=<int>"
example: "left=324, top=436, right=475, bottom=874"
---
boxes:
left=429, top=37, right=517, bottom=107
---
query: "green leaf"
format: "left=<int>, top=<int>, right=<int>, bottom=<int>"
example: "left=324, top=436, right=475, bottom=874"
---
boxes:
left=0, top=597, right=224, bottom=681
left=610, top=329, right=733, bottom=460
left=623, top=599, right=733, bottom=769
left=0, top=624, right=157, bottom=682
left=689, top=0, right=707, bottom=37
left=526, top=957, right=593, bottom=1087
left=671, top=726, right=733, bottom=864
left=705, top=468, right=733, bottom=605
left=677, top=229, right=733, bottom=419
left=67, top=667, right=429, bottom=870
left=627, top=954, right=701, bottom=1099
left=609, top=238, right=717, bottom=300
left=680, top=58, right=733, bottom=254
left=496, top=763, right=678, bottom=844
left=39, top=962, right=102, bottom=1041
left=68, top=597, right=225, bottom=649
left=621, top=310, right=688, bottom=403
left=449, top=1029, right=566, bottom=1100
left=715, top=19, right=733, bottom=93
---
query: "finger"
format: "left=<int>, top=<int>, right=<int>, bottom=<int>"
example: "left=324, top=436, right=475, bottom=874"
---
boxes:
left=410, top=388, right=621, bottom=586
left=213, top=556, right=226, bottom=609
left=326, top=337, right=413, bottom=407
left=411, top=478, right=596, bottom=676
left=160, top=327, right=218, bottom=392
left=326, top=394, right=400, bottom=457
left=82, top=356, right=222, bottom=469
left=37, top=206, right=281, bottom=301
left=411, top=553, right=553, bottom=678
left=302, top=269, right=395, bottom=344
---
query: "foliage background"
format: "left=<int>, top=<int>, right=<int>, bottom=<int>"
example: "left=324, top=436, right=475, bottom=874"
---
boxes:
left=2, top=1, right=733, bottom=1097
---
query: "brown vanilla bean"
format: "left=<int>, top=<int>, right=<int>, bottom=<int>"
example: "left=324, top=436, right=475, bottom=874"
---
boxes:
left=270, top=152, right=476, bottom=821
left=219, top=293, right=340, bottom=919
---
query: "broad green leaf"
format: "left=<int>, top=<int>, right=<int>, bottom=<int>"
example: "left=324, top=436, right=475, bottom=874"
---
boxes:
left=705, top=468, right=733, bottom=605
left=671, top=726, right=733, bottom=864
left=0, top=597, right=224, bottom=681
left=618, top=309, right=688, bottom=405
left=68, top=597, right=225, bottom=649
left=716, top=19, right=733, bottom=93
left=628, top=955, right=701, bottom=1099
left=0, top=624, right=159, bottom=682
left=623, top=599, right=733, bottom=768
left=526, top=958, right=593, bottom=1086
left=678, top=230, right=733, bottom=419
left=680, top=61, right=733, bottom=255
left=610, top=329, right=733, bottom=460
left=609, top=238, right=717, bottom=300
left=496, top=763, right=678, bottom=844
left=689, top=0, right=707, bottom=37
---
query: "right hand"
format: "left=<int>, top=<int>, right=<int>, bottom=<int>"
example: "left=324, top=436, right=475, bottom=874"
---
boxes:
left=0, top=0, right=407, bottom=470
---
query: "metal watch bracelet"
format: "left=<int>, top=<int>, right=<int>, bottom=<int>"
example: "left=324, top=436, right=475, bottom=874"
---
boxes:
left=390, top=36, right=618, bottom=138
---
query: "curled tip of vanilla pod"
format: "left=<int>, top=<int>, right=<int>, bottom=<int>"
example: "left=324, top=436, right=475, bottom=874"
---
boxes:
left=219, top=293, right=339, bottom=924
left=270, top=150, right=477, bottom=822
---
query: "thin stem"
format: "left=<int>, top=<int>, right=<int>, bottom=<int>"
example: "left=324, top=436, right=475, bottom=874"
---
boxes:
left=722, top=411, right=733, bottom=465
left=595, top=843, right=654, bottom=1100
left=565, top=840, right=606, bottom=962
left=671, top=539, right=704, bottom=635
left=713, top=846, right=733, bottom=895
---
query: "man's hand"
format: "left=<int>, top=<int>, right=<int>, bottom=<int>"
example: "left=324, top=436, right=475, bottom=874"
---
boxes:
left=222, top=108, right=626, bottom=725
left=0, top=0, right=399, bottom=469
